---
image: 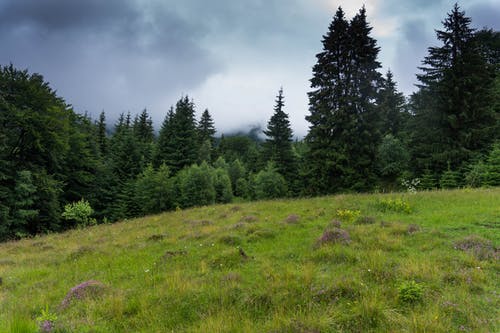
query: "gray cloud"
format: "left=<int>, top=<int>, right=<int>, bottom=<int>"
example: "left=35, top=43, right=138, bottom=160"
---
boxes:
left=468, top=2, right=500, bottom=30
left=0, top=0, right=497, bottom=135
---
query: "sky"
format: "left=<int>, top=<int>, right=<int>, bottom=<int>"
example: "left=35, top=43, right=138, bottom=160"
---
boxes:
left=0, top=0, right=498, bottom=137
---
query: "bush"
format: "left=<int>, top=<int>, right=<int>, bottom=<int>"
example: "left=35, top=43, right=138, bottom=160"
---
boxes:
left=484, top=142, right=500, bottom=186
left=213, top=168, right=233, bottom=203
left=134, top=163, right=175, bottom=215
left=376, top=198, right=412, bottom=214
left=440, top=168, right=460, bottom=189
left=336, top=209, right=361, bottom=223
left=376, top=134, right=410, bottom=184
left=398, top=280, right=424, bottom=304
left=177, top=162, right=216, bottom=208
left=252, top=163, right=287, bottom=200
left=316, top=228, right=351, bottom=246
left=61, top=199, right=96, bottom=227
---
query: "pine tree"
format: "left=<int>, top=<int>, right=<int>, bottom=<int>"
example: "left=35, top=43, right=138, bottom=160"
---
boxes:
left=154, top=107, right=175, bottom=167
left=156, top=97, right=199, bottom=172
left=378, top=70, right=406, bottom=137
left=198, top=109, right=216, bottom=144
left=412, top=4, right=498, bottom=172
left=262, top=88, right=297, bottom=190
left=305, top=6, right=381, bottom=193
left=96, top=111, right=107, bottom=157
left=133, top=108, right=155, bottom=165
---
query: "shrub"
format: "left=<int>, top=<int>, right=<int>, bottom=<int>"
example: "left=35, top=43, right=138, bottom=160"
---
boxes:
left=61, top=199, right=96, bottom=227
left=61, top=280, right=106, bottom=308
left=329, top=219, right=342, bottom=228
left=36, top=305, right=58, bottom=333
left=440, top=168, right=460, bottom=189
left=375, top=135, right=410, bottom=184
left=464, top=160, right=488, bottom=187
left=407, top=224, right=421, bottom=234
left=133, top=163, right=174, bottom=215
left=454, top=235, right=498, bottom=260
left=484, top=142, right=500, bottom=186
left=252, top=163, right=288, bottom=200
left=213, top=167, right=233, bottom=204
left=284, top=214, right=300, bottom=224
left=418, top=169, right=437, bottom=190
left=177, top=162, right=216, bottom=208
left=398, top=280, right=424, bottom=304
left=355, top=216, right=376, bottom=225
left=376, top=198, right=412, bottom=214
left=336, top=209, right=361, bottom=223
left=316, top=228, right=351, bottom=246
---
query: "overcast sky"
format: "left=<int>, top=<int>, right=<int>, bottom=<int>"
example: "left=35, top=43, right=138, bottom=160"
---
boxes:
left=1, top=0, right=498, bottom=137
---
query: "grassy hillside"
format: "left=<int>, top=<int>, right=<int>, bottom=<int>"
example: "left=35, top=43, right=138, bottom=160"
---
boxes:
left=1, top=188, right=499, bottom=332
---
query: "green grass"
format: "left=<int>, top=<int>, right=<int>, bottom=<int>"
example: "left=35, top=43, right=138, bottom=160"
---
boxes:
left=0, top=188, right=499, bottom=332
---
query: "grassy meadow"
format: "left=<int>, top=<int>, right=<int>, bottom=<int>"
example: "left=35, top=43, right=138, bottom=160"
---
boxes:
left=0, top=188, right=499, bottom=332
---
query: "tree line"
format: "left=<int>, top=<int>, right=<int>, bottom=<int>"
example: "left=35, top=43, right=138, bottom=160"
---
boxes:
left=0, top=4, right=498, bottom=240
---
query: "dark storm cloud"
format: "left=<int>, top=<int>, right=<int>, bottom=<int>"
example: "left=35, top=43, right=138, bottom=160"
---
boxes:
left=0, top=0, right=496, bottom=134
left=0, top=0, right=220, bottom=123
left=0, top=0, right=134, bottom=32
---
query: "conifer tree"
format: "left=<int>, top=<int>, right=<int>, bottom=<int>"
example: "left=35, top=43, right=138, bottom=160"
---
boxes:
left=411, top=4, right=498, bottom=172
left=96, top=111, right=107, bottom=157
left=133, top=108, right=155, bottom=165
left=262, top=88, right=297, bottom=191
left=155, top=97, right=199, bottom=172
left=378, top=70, right=406, bottom=137
left=198, top=109, right=216, bottom=144
left=155, top=107, right=175, bottom=167
left=305, top=6, right=381, bottom=193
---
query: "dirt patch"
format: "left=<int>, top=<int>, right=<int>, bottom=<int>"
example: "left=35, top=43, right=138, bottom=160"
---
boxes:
left=329, top=220, right=342, bottom=228
left=68, top=246, right=95, bottom=261
left=161, top=250, right=187, bottom=262
left=240, top=215, right=258, bottom=223
left=355, top=216, right=376, bottom=225
left=284, top=214, right=300, bottom=224
left=407, top=224, right=421, bottom=234
left=230, top=206, right=242, bottom=212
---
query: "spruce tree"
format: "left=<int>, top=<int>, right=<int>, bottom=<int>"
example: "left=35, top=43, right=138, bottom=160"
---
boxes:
left=155, top=107, right=175, bottom=167
left=378, top=70, right=406, bottom=137
left=412, top=4, right=498, bottom=172
left=262, top=88, right=297, bottom=190
left=133, top=108, right=155, bottom=165
left=305, top=6, right=381, bottom=193
left=96, top=111, right=107, bottom=157
left=164, top=97, right=199, bottom=172
left=198, top=109, right=216, bottom=144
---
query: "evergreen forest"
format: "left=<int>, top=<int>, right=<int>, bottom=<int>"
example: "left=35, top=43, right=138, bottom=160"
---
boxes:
left=0, top=4, right=498, bottom=241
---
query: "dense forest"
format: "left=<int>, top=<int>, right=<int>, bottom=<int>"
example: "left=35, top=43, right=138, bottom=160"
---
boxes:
left=0, top=4, right=498, bottom=240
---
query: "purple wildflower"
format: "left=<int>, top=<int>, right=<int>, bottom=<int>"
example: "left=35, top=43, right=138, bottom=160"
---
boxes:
left=61, top=280, right=105, bottom=308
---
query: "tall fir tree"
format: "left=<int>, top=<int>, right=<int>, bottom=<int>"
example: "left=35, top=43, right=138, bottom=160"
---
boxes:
left=156, top=97, right=199, bottom=172
left=411, top=4, right=498, bottom=173
left=305, top=6, right=381, bottom=194
left=96, top=111, right=108, bottom=157
left=378, top=70, right=407, bottom=137
left=198, top=109, right=216, bottom=144
left=133, top=108, right=155, bottom=165
left=262, top=88, right=297, bottom=192
left=197, top=109, right=216, bottom=163
left=154, top=107, right=175, bottom=167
